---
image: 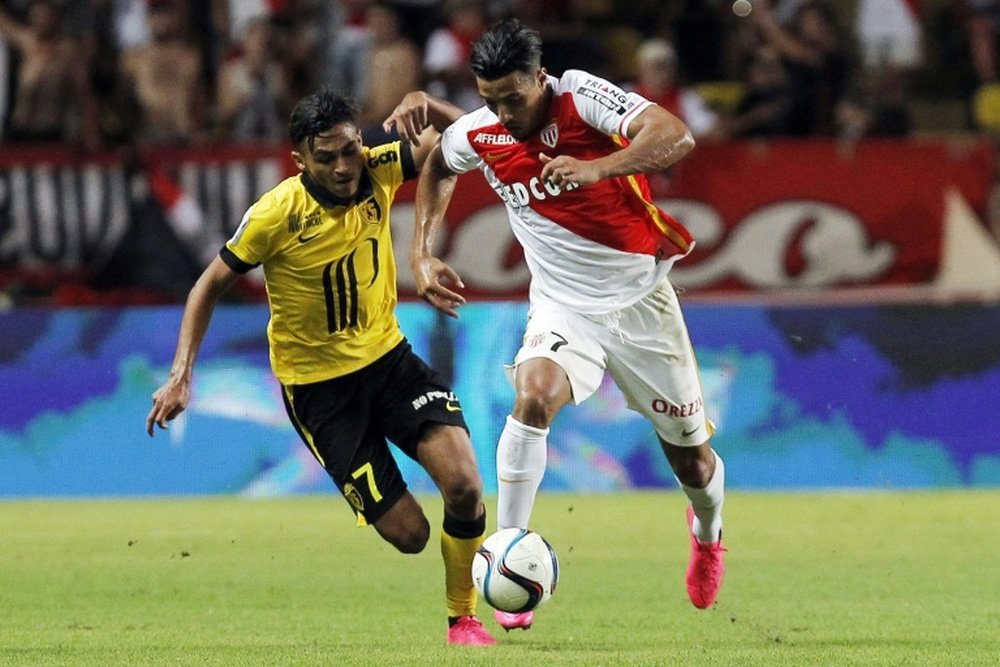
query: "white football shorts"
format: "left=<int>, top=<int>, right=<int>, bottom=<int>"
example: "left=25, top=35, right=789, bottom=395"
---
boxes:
left=505, top=278, right=714, bottom=446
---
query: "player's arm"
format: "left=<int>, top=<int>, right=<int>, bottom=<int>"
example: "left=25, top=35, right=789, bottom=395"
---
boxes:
left=382, top=91, right=465, bottom=146
left=540, top=104, right=694, bottom=187
left=145, top=256, right=241, bottom=436
left=410, top=140, right=465, bottom=318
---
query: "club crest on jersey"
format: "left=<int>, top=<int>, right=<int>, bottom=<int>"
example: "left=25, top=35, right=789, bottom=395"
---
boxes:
left=525, top=333, right=546, bottom=348
left=357, top=197, right=382, bottom=225
left=343, top=482, right=364, bottom=512
left=540, top=122, right=559, bottom=148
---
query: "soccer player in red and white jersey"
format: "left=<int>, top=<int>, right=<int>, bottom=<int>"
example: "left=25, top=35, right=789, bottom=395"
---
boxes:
left=401, top=19, right=727, bottom=630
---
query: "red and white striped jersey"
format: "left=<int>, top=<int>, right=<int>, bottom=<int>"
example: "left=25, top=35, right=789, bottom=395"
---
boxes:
left=440, top=69, right=694, bottom=314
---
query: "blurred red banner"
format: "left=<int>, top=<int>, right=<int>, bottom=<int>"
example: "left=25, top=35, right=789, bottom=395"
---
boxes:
left=1, top=139, right=994, bottom=297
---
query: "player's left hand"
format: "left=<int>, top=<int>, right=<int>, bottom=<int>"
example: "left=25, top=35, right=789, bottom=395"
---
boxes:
left=383, top=92, right=431, bottom=146
left=412, top=255, right=466, bottom=318
left=539, top=153, right=603, bottom=187
left=145, top=378, right=190, bottom=437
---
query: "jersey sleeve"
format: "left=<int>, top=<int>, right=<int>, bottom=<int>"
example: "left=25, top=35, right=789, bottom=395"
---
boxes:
left=223, top=191, right=282, bottom=271
left=561, top=69, right=653, bottom=138
left=440, top=118, right=481, bottom=174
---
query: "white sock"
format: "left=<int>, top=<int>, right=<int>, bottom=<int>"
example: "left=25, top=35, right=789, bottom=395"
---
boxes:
left=496, top=415, right=548, bottom=530
left=679, top=450, right=725, bottom=544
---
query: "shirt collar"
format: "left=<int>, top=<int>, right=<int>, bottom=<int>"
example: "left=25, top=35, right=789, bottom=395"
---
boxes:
left=299, top=169, right=373, bottom=209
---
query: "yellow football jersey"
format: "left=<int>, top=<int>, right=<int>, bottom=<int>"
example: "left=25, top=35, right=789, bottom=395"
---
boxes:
left=222, top=142, right=414, bottom=385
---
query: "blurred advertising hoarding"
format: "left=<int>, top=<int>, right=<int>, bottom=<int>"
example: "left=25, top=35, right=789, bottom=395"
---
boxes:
left=1, top=139, right=997, bottom=297
left=1, top=300, right=999, bottom=498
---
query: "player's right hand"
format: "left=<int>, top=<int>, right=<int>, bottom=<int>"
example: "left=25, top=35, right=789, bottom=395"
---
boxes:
left=383, top=92, right=431, bottom=146
left=412, top=255, right=466, bottom=318
left=145, top=379, right=190, bottom=437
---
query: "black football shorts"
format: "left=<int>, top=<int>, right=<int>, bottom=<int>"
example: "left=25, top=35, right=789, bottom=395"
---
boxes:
left=281, top=340, right=468, bottom=524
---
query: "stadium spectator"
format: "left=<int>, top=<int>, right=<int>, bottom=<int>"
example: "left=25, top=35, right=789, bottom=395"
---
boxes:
left=424, top=0, right=487, bottom=111
left=147, top=88, right=498, bottom=647
left=721, top=44, right=795, bottom=138
left=117, top=0, right=208, bottom=145
left=317, top=0, right=371, bottom=106
left=357, top=1, right=422, bottom=144
left=670, top=0, right=731, bottom=84
left=392, top=0, right=445, bottom=47
left=262, top=1, right=324, bottom=103
left=751, top=0, right=851, bottom=135
left=508, top=0, right=606, bottom=76
left=770, top=0, right=809, bottom=25
left=835, top=67, right=913, bottom=140
left=855, top=0, right=923, bottom=75
left=215, top=17, right=292, bottom=142
left=0, top=0, right=101, bottom=150
left=213, top=0, right=272, bottom=49
left=965, top=0, right=1000, bottom=84
left=0, top=21, right=8, bottom=134
left=407, top=19, right=727, bottom=632
left=627, top=37, right=720, bottom=140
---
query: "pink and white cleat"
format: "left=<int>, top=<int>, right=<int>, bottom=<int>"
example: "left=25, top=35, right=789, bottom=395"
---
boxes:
left=685, top=506, right=726, bottom=609
left=447, top=616, right=497, bottom=646
left=494, top=609, right=534, bottom=632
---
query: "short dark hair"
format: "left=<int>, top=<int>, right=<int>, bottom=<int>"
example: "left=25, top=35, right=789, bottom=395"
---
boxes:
left=288, top=90, right=358, bottom=150
left=470, top=19, right=542, bottom=81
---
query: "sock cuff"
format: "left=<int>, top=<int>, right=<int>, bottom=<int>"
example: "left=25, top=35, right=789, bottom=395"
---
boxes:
left=707, top=450, right=725, bottom=489
left=443, top=508, right=486, bottom=539
left=505, top=414, right=549, bottom=438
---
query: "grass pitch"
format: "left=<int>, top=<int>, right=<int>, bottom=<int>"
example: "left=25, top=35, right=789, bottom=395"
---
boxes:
left=1, top=491, right=998, bottom=666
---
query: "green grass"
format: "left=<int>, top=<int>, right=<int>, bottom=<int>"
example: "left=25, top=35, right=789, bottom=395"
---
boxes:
left=1, top=491, right=998, bottom=666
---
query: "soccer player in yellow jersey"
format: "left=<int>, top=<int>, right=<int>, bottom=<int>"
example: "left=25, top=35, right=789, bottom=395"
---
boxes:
left=145, top=89, right=497, bottom=646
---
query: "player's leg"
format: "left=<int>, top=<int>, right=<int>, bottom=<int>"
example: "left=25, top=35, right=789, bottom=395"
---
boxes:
left=663, top=437, right=726, bottom=609
left=380, top=345, right=495, bottom=646
left=499, top=305, right=606, bottom=531
left=492, top=360, right=568, bottom=632
left=605, top=279, right=726, bottom=608
left=369, top=493, right=432, bottom=553
left=418, top=423, right=485, bottom=521
left=499, top=357, right=572, bottom=530
left=281, top=370, right=432, bottom=554
left=493, top=307, right=606, bottom=632
left=660, top=439, right=724, bottom=546
left=417, top=423, right=494, bottom=645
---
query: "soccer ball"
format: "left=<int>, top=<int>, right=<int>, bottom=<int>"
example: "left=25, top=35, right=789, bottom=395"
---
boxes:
left=471, top=528, right=559, bottom=613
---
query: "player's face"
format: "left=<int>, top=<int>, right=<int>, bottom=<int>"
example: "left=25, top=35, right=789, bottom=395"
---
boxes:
left=478, top=68, right=550, bottom=140
left=292, top=123, right=365, bottom=199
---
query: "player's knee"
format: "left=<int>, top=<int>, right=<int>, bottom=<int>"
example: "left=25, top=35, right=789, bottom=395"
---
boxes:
left=513, top=390, right=561, bottom=427
left=439, top=472, right=483, bottom=516
left=389, top=519, right=431, bottom=554
left=512, top=360, right=571, bottom=427
left=376, top=502, right=431, bottom=554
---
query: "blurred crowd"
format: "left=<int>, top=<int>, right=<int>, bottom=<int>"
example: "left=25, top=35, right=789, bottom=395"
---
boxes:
left=0, top=0, right=997, bottom=153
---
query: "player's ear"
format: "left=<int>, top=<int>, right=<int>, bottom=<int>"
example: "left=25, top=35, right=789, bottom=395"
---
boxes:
left=536, top=67, right=547, bottom=87
left=291, top=150, right=306, bottom=172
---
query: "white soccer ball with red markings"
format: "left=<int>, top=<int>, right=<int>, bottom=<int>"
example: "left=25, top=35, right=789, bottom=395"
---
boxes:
left=471, top=528, right=559, bottom=613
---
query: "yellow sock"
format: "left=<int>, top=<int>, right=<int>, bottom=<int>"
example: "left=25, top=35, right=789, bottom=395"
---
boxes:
left=441, top=508, right=486, bottom=619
